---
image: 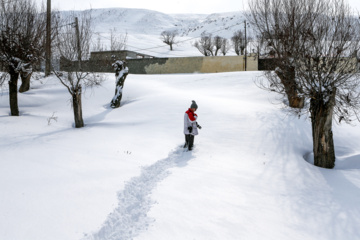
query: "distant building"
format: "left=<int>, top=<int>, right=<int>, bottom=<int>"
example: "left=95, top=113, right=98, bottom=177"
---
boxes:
left=90, top=50, right=154, bottom=61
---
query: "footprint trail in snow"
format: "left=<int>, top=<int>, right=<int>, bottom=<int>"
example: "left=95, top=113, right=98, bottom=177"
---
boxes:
left=83, top=146, right=193, bottom=240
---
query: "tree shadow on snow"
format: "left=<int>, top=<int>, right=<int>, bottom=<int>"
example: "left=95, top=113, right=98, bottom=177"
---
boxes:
left=255, top=110, right=360, bottom=239
left=84, top=99, right=139, bottom=126
left=102, top=98, right=138, bottom=110
left=255, top=110, right=313, bottom=164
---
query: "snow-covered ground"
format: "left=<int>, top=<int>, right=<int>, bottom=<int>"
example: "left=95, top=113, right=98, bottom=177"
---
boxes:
left=1, top=71, right=360, bottom=240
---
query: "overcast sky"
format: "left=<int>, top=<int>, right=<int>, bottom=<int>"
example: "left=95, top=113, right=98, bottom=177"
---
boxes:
left=39, top=0, right=360, bottom=14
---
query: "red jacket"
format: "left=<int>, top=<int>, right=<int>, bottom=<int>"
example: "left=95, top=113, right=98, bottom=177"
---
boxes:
left=184, top=108, right=199, bottom=135
left=185, top=108, right=197, bottom=122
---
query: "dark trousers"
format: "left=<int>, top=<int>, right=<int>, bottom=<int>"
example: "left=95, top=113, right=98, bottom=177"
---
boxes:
left=184, top=134, right=195, bottom=150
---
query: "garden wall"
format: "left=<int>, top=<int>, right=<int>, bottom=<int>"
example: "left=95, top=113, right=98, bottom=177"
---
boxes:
left=60, top=55, right=258, bottom=74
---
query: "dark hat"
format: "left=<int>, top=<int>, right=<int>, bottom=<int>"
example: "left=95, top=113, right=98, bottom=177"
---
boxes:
left=190, top=100, right=198, bottom=109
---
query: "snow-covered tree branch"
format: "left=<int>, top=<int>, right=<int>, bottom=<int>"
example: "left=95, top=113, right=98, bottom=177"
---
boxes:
left=0, top=0, right=47, bottom=116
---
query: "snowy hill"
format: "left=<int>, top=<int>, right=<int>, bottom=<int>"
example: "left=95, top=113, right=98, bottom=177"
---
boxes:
left=1, top=71, right=360, bottom=240
left=87, top=8, right=244, bottom=37
left=89, top=8, right=180, bottom=35
left=60, top=8, right=246, bottom=57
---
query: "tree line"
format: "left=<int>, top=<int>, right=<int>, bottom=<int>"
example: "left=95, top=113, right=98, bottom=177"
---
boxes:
left=161, top=29, right=251, bottom=56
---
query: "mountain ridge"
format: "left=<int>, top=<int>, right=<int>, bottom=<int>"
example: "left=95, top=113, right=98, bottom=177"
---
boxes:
left=60, top=7, right=246, bottom=57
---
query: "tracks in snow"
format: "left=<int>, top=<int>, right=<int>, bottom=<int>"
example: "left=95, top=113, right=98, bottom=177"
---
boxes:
left=83, top=147, right=193, bottom=240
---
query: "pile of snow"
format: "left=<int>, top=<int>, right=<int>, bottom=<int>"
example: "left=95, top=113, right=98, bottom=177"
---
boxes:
left=1, top=71, right=360, bottom=240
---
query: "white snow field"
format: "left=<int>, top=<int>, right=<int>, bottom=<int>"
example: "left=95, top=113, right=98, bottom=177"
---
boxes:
left=1, top=71, right=360, bottom=240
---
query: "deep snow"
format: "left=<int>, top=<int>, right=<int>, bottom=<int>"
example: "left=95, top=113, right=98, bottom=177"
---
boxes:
left=1, top=71, right=360, bottom=240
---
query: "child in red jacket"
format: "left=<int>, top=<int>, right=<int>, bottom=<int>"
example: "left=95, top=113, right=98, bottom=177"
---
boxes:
left=184, top=100, right=201, bottom=150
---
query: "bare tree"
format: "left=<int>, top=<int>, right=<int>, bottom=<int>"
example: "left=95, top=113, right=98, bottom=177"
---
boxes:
left=249, top=0, right=360, bottom=168
left=160, top=30, right=178, bottom=51
left=55, top=11, right=92, bottom=62
left=231, top=30, right=247, bottom=56
left=194, top=32, right=214, bottom=56
left=213, top=35, right=223, bottom=56
left=110, top=28, right=127, bottom=51
left=248, top=0, right=310, bottom=108
left=220, top=38, right=231, bottom=56
left=253, top=34, right=266, bottom=58
left=54, top=11, right=103, bottom=128
left=92, top=35, right=105, bottom=51
left=92, top=29, right=127, bottom=52
left=0, top=0, right=46, bottom=116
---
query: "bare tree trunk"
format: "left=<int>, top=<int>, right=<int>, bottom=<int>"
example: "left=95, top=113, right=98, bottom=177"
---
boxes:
left=19, top=71, right=32, bottom=93
left=111, top=86, right=122, bottom=108
left=8, top=67, right=20, bottom=116
left=45, top=0, right=51, bottom=76
left=72, top=85, right=84, bottom=128
left=310, top=88, right=336, bottom=169
left=110, top=78, right=124, bottom=108
left=275, top=66, right=304, bottom=108
left=110, top=68, right=128, bottom=108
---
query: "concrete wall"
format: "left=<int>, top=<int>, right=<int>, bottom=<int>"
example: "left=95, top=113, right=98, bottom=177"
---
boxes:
left=141, top=55, right=257, bottom=74
left=60, top=55, right=258, bottom=74
left=60, top=57, right=114, bottom=73
left=258, top=58, right=359, bottom=73
left=91, top=51, right=127, bottom=61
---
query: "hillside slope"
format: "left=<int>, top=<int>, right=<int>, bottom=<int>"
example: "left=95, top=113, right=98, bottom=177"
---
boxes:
left=60, top=8, right=246, bottom=57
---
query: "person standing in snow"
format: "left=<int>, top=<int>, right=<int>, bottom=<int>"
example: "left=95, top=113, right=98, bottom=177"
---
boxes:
left=184, top=100, right=202, bottom=151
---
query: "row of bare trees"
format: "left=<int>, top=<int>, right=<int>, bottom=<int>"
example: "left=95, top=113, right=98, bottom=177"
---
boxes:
left=193, top=32, right=230, bottom=56
left=161, top=29, right=251, bottom=56
left=248, top=0, right=360, bottom=168
left=0, top=0, right=105, bottom=128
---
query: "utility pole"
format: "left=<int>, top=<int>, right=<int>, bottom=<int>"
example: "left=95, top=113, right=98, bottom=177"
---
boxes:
left=45, top=0, right=51, bottom=76
left=74, top=17, right=81, bottom=70
left=244, top=20, right=247, bottom=71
